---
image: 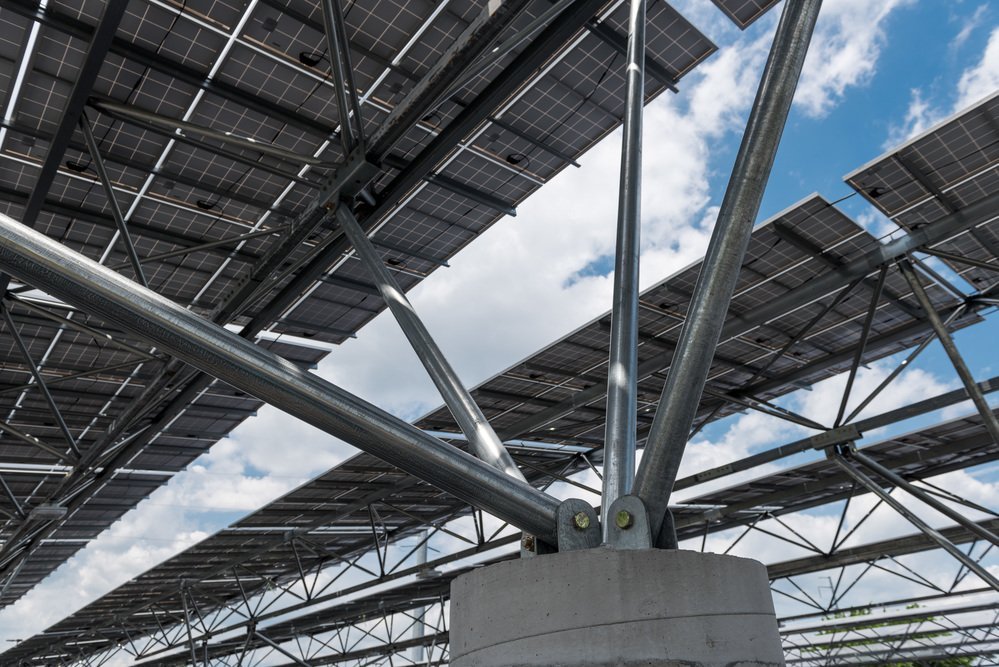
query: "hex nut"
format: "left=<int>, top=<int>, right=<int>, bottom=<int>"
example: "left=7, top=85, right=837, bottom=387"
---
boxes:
left=615, top=510, right=633, bottom=529
left=572, top=511, right=591, bottom=530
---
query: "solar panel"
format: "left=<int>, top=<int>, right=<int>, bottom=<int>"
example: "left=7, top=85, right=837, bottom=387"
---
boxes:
left=845, top=91, right=999, bottom=290
left=710, top=0, right=782, bottom=29
left=0, top=0, right=718, bottom=606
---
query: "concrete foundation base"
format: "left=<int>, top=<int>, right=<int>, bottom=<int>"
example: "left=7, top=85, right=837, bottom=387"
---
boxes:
left=450, top=548, right=783, bottom=666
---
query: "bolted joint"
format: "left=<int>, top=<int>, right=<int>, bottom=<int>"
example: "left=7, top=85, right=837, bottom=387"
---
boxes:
left=555, top=499, right=600, bottom=552
left=605, top=495, right=651, bottom=550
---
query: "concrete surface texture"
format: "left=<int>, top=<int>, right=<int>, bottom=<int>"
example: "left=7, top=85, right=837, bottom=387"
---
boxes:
left=450, top=547, right=784, bottom=666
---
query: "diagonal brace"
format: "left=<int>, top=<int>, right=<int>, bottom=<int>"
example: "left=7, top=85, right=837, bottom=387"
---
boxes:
left=337, top=205, right=525, bottom=482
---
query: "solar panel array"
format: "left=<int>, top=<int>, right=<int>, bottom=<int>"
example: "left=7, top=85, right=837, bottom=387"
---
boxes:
left=8, top=404, right=995, bottom=665
left=2, top=192, right=986, bottom=664
left=0, top=1, right=996, bottom=664
left=0, top=0, right=718, bottom=607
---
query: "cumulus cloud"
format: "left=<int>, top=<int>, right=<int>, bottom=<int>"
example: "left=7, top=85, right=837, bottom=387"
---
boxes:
left=956, top=25, right=999, bottom=110
left=795, top=0, right=915, bottom=118
left=888, top=23, right=999, bottom=145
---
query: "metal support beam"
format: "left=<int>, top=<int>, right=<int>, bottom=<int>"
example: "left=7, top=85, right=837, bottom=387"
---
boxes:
left=254, top=631, right=313, bottom=667
left=922, top=246, right=999, bottom=273
left=899, top=259, right=999, bottom=445
left=848, top=448, right=999, bottom=547
left=0, top=419, right=76, bottom=463
left=634, top=0, right=823, bottom=545
left=0, top=473, right=25, bottom=519
left=831, top=454, right=999, bottom=592
left=367, top=0, right=533, bottom=160
left=0, top=303, right=81, bottom=459
left=833, top=264, right=886, bottom=427
left=89, top=99, right=328, bottom=167
left=677, top=374, right=999, bottom=491
left=18, top=0, right=129, bottom=229
left=319, top=0, right=363, bottom=154
left=336, top=206, right=525, bottom=482
left=601, top=0, right=645, bottom=540
left=0, top=211, right=561, bottom=543
left=78, top=113, right=148, bottom=287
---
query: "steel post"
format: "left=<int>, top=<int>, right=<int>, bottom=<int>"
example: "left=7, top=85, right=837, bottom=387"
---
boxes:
left=601, top=0, right=645, bottom=540
left=78, top=113, right=148, bottom=287
left=831, top=455, right=999, bottom=592
left=337, top=206, right=525, bottom=482
left=899, top=259, right=999, bottom=445
left=0, top=211, right=560, bottom=543
left=633, top=0, right=823, bottom=544
left=411, top=529, right=428, bottom=665
left=849, top=449, right=999, bottom=547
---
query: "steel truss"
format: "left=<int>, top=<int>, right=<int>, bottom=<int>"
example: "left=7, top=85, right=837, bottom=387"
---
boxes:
left=0, top=0, right=997, bottom=665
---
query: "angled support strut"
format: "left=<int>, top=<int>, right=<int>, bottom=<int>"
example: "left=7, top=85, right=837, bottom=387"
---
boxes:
left=633, top=0, right=824, bottom=546
left=336, top=205, right=525, bottom=482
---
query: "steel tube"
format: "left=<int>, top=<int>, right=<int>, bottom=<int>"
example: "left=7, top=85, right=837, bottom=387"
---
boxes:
left=899, top=259, right=999, bottom=445
left=0, top=211, right=560, bottom=542
left=319, top=0, right=360, bottom=153
left=849, top=449, right=999, bottom=547
left=634, top=0, right=823, bottom=544
left=78, top=114, right=148, bottom=287
left=90, top=99, right=326, bottom=166
left=831, top=455, right=999, bottom=592
left=337, top=207, right=525, bottom=482
left=601, top=0, right=644, bottom=540
left=676, top=374, right=999, bottom=492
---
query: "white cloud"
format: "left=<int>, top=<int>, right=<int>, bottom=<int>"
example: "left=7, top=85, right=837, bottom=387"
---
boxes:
left=795, top=0, right=915, bottom=118
left=887, top=23, right=999, bottom=145
left=956, top=25, right=999, bottom=110
left=951, top=4, right=989, bottom=53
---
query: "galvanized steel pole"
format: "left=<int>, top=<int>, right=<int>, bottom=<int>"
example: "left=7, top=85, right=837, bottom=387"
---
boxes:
left=337, top=206, right=526, bottom=482
left=0, top=212, right=560, bottom=543
left=899, top=259, right=999, bottom=446
left=633, top=0, right=823, bottom=545
left=601, top=0, right=645, bottom=540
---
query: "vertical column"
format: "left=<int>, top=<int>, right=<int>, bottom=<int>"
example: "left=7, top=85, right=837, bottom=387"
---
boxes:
left=633, top=0, right=823, bottom=545
left=601, top=0, right=645, bottom=540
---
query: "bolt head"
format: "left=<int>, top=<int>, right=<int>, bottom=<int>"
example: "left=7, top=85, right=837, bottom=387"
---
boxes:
left=572, top=511, right=591, bottom=530
left=615, top=510, right=634, bottom=529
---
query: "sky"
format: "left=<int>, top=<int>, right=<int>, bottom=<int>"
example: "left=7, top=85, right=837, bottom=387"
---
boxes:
left=2, top=0, right=999, bottom=655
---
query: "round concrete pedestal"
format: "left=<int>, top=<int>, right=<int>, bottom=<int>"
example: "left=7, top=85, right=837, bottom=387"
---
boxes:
left=450, top=548, right=782, bottom=666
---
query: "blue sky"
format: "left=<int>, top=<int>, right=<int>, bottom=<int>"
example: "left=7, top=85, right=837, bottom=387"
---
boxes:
left=1, top=0, right=998, bottom=652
